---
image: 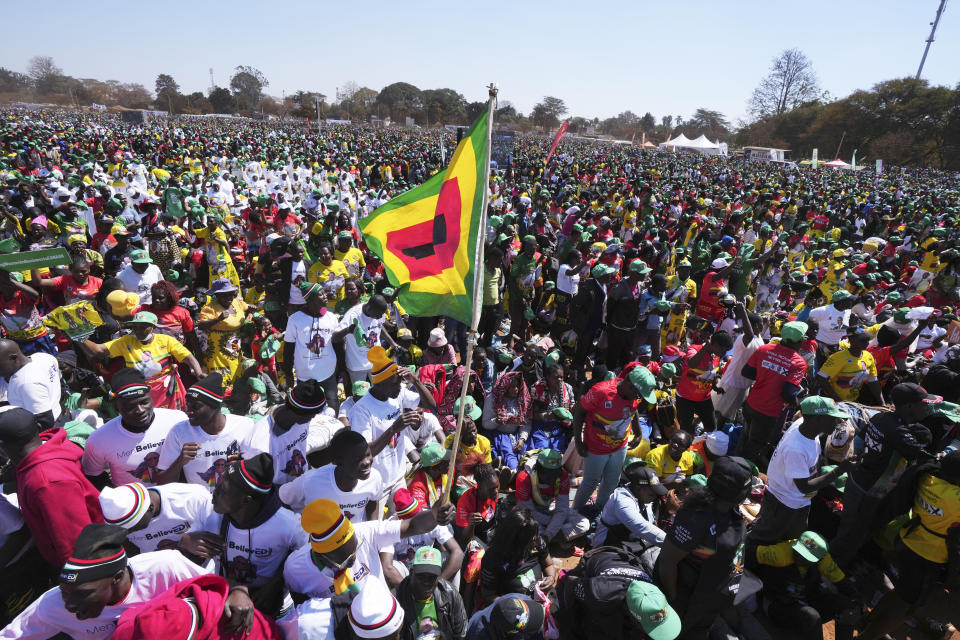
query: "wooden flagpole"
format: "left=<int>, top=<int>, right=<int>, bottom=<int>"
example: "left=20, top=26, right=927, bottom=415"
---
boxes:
left=442, top=83, right=497, bottom=503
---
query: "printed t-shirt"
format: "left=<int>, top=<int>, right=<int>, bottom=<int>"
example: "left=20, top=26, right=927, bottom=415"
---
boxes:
left=0, top=290, right=47, bottom=341
left=901, top=474, right=960, bottom=564
left=444, top=433, right=492, bottom=477
left=807, top=304, right=850, bottom=346
left=156, top=414, right=264, bottom=492
left=455, top=485, right=497, bottom=527
left=0, top=550, right=207, bottom=640
left=283, top=520, right=402, bottom=598
left=337, top=305, right=384, bottom=372
left=349, top=387, right=420, bottom=488
left=283, top=310, right=339, bottom=382
left=644, top=443, right=696, bottom=480
left=208, top=506, right=306, bottom=588
left=144, top=304, right=194, bottom=343
left=745, top=343, right=807, bottom=416
left=381, top=524, right=453, bottom=572
left=307, top=260, right=349, bottom=302
left=819, top=349, right=877, bottom=401
left=252, top=413, right=311, bottom=484
left=334, top=246, right=366, bottom=277
left=3, top=352, right=62, bottom=420
left=279, top=464, right=384, bottom=522
left=126, top=483, right=216, bottom=552
left=81, top=408, right=187, bottom=486
left=105, top=333, right=192, bottom=381
left=579, top=378, right=638, bottom=455
left=51, top=274, right=102, bottom=304
left=677, top=345, right=719, bottom=402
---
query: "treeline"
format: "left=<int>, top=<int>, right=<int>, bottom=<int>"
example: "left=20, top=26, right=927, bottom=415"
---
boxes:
left=734, top=78, right=960, bottom=170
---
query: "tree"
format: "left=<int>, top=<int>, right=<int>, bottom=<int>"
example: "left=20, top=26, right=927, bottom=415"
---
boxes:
left=422, top=88, right=467, bottom=124
left=531, top=96, right=567, bottom=129
left=0, top=68, right=30, bottom=93
left=749, top=48, right=822, bottom=119
left=640, top=112, right=656, bottom=135
left=375, top=82, right=424, bottom=122
left=154, top=74, right=181, bottom=113
left=687, top=108, right=731, bottom=139
left=27, top=56, right=64, bottom=94
left=208, top=87, right=235, bottom=113
left=230, top=65, right=269, bottom=112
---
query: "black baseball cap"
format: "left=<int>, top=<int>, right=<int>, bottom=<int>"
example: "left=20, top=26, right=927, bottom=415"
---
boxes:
left=490, top=596, right=546, bottom=636
left=890, top=383, right=942, bottom=406
left=627, top=465, right=669, bottom=497
left=707, top=456, right=754, bottom=501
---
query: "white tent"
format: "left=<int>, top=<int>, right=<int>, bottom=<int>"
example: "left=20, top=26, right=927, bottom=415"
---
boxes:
left=659, top=133, right=724, bottom=155
left=823, top=158, right=852, bottom=169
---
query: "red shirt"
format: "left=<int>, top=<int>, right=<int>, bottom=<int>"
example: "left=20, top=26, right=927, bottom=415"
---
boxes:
left=455, top=485, right=497, bottom=528
left=677, top=345, right=720, bottom=402
left=143, top=304, right=194, bottom=342
left=516, top=469, right=570, bottom=503
left=745, top=343, right=807, bottom=416
left=52, top=274, right=102, bottom=304
left=580, top=379, right=638, bottom=455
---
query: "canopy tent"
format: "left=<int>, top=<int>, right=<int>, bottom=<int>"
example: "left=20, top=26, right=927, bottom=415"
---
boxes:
left=639, top=141, right=656, bottom=148
left=659, top=133, right=725, bottom=155
left=823, top=158, right=852, bottom=169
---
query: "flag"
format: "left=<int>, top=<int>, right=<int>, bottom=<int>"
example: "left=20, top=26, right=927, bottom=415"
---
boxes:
left=360, top=108, right=490, bottom=325
left=352, top=318, right=368, bottom=347
left=545, top=120, right=569, bottom=165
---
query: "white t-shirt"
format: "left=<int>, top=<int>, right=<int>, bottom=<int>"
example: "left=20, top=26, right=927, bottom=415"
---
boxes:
left=917, top=324, right=946, bottom=351
left=279, top=465, right=383, bottom=522
left=381, top=524, right=452, bottom=572
left=289, top=260, right=309, bottom=304
left=252, top=412, right=310, bottom=485
left=208, top=506, right=306, bottom=588
left=766, top=422, right=821, bottom=509
left=156, top=414, right=264, bottom=492
left=82, top=408, right=187, bottom=486
left=305, top=413, right=346, bottom=455
left=348, top=388, right=421, bottom=487
left=720, top=335, right=764, bottom=390
left=283, top=519, right=402, bottom=599
left=279, top=597, right=334, bottom=640
left=116, top=264, right=164, bottom=305
left=284, top=310, right=339, bottom=382
left=807, top=304, right=851, bottom=347
left=127, top=483, right=217, bottom=553
left=337, top=306, right=385, bottom=371
left=0, top=549, right=209, bottom=640
left=556, top=264, right=580, bottom=296
left=3, top=353, right=62, bottom=421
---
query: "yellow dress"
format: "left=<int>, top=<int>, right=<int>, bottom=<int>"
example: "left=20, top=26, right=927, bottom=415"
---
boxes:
left=194, top=227, right=240, bottom=286
left=198, top=297, right=248, bottom=385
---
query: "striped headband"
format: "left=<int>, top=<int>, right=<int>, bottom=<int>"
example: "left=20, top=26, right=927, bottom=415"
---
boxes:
left=233, top=459, right=272, bottom=495
left=113, top=381, right=149, bottom=398
left=60, top=548, right=127, bottom=584
left=289, top=388, right=326, bottom=411
left=187, top=383, right=224, bottom=406
left=103, top=483, right=150, bottom=528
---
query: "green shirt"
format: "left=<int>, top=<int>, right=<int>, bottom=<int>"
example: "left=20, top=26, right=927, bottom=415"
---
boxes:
left=483, top=266, right=501, bottom=305
left=415, top=596, right=439, bottom=638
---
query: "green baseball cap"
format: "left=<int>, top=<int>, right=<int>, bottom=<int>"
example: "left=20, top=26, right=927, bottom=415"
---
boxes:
left=352, top=381, right=371, bottom=397
left=831, top=290, right=852, bottom=303
left=411, top=546, right=443, bottom=575
left=630, top=259, right=652, bottom=275
left=551, top=407, right=573, bottom=421
left=627, top=366, right=657, bottom=403
left=791, top=531, right=829, bottom=563
left=127, top=311, right=158, bottom=326
left=420, top=442, right=450, bottom=468
left=454, top=396, right=482, bottom=420
left=626, top=581, right=681, bottom=640
left=246, top=378, right=267, bottom=395
left=684, top=473, right=708, bottom=488
left=623, top=456, right=646, bottom=472
left=592, top=263, right=617, bottom=279
left=780, top=321, right=808, bottom=343
left=658, top=363, right=678, bottom=379
left=537, top=449, right=563, bottom=470
left=799, top=396, right=850, bottom=419
left=129, top=249, right=152, bottom=264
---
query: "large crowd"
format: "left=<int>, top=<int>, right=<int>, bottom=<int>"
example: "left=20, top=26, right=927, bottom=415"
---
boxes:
left=0, top=107, right=959, bottom=640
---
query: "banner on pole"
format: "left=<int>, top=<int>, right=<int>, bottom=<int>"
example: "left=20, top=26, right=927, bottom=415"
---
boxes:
left=876, top=159, right=883, bottom=174
left=812, top=148, right=818, bottom=169
left=545, top=120, right=569, bottom=165
left=0, top=247, right=70, bottom=272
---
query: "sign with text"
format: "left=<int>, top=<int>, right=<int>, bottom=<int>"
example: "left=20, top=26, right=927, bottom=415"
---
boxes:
left=946, top=320, right=960, bottom=344
left=0, top=247, right=70, bottom=272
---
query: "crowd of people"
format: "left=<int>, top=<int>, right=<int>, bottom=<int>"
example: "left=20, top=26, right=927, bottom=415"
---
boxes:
left=0, top=106, right=958, bottom=640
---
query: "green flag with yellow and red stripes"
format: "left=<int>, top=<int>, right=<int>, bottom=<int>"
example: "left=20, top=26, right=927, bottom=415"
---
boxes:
left=359, top=108, right=490, bottom=325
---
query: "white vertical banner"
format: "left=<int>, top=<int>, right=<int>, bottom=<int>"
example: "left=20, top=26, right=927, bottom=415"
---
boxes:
left=812, top=148, right=818, bottom=169
left=876, top=159, right=883, bottom=174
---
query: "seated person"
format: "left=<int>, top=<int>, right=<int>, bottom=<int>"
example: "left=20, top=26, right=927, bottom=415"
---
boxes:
left=644, top=431, right=696, bottom=484
left=595, top=460, right=668, bottom=548
left=515, top=449, right=589, bottom=548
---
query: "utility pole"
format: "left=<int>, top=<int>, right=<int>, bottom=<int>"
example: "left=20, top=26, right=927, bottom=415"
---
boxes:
left=917, top=0, right=948, bottom=79
left=209, top=68, right=215, bottom=91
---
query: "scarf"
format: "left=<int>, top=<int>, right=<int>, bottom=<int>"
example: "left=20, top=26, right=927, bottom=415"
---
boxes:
left=493, top=371, right=531, bottom=425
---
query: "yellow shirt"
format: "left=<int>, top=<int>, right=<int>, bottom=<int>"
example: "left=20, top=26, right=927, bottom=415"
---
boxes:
left=334, top=246, right=366, bottom=278
left=819, top=349, right=878, bottom=402
left=198, top=297, right=248, bottom=332
left=105, top=333, right=191, bottom=380
left=307, top=260, right=349, bottom=301
left=901, top=474, right=960, bottom=563
left=755, top=540, right=846, bottom=583
left=444, top=433, right=492, bottom=475
left=244, top=287, right=265, bottom=307
left=644, top=443, right=696, bottom=480
left=626, top=437, right=651, bottom=460
left=194, top=227, right=232, bottom=266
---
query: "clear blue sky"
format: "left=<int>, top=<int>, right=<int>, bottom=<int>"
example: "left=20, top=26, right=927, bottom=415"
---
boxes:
left=3, top=0, right=957, bottom=125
